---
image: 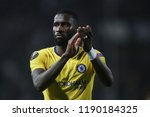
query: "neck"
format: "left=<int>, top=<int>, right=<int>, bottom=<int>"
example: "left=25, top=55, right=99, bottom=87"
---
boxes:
left=55, top=45, right=66, bottom=56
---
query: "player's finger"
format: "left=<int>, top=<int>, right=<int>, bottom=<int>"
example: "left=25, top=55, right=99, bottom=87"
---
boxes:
left=86, top=25, right=92, bottom=32
left=77, top=26, right=82, bottom=32
left=84, top=25, right=93, bottom=38
left=83, top=25, right=91, bottom=34
left=77, top=26, right=85, bottom=36
left=77, top=26, right=86, bottom=37
left=74, top=38, right=81, bottom=50
left=69, top=32, right=80, bottom=45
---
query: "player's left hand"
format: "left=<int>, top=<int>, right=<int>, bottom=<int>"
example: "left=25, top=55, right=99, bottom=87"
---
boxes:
left=77, top=25, right=93, bottom=52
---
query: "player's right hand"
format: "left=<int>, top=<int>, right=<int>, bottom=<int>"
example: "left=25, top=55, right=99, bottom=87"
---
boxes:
left=63, top=32, right=81, bottom=58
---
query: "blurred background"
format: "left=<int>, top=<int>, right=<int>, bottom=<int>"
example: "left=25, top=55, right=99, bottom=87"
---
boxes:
left=0, top=0, right=150, bottom=100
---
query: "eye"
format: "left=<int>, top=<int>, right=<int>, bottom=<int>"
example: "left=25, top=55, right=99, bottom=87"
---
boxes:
left=62, top=22, right=70, bottom=27
left=53, top=22, right=59, bottom=27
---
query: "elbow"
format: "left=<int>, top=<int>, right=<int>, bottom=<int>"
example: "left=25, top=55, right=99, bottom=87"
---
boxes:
left=34, top=84, right=44, bottom=92
left=105, top=75, right=113, bottom=87
left=105, top=72, right=114, bottom=87
left=97, top=70, right=114, bottom=87
left=33, top=79, right=45, bottom=92
left=33, top=83, right=44, bottom=92
left=102, top=70, right=113, bottom=87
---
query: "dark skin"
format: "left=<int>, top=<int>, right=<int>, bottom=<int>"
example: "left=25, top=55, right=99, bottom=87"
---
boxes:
left=31, top=13, right=113, bottom=92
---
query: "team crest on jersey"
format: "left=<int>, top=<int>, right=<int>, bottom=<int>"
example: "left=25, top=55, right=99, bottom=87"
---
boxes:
left=77, top=64, right=86, bottom=73
left=30, top=51, right=39, bottom=60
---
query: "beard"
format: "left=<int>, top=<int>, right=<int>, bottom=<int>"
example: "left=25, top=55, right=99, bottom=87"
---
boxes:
left=54, top=31, right=75, bottom=46
left=54, top=38, right=68, bottom=46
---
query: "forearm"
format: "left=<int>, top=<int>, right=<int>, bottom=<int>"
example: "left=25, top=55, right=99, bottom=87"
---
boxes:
left=91, top=56, right=113, bottom=86
left=33, top=54, right=69, bottom=91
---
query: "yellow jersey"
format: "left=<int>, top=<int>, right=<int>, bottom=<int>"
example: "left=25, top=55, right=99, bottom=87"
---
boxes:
left=30, top=47, right=106, bottom=100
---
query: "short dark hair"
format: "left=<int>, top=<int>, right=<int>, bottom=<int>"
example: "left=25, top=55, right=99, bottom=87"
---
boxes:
left=56, top=9, right=79, bottom=25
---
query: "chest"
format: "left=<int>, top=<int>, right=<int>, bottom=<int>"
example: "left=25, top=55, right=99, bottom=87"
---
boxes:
left=46, top=54, right=93, bottom=80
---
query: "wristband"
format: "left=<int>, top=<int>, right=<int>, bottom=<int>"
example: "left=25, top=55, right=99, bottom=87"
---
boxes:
left=87, top=47, right=97, bottom=60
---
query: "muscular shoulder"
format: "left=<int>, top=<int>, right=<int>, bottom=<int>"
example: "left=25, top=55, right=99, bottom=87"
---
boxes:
left=94, top=49, right=104, bottom=57
left=94, top=49, right=106, bottom=64
left=30, top=47, right=54, bottom=61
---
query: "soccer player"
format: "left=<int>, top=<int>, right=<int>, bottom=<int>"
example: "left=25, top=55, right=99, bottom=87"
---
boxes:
left=30, top=9, right=113, bottom=100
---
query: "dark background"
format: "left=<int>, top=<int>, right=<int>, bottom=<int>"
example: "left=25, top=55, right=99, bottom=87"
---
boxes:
left=0, top=0, right=150, bottom=100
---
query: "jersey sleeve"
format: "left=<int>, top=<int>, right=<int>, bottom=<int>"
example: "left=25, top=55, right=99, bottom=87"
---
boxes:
left=30, top=50, right=47, bottom=72
left=94, top=49, right=106, bottom=64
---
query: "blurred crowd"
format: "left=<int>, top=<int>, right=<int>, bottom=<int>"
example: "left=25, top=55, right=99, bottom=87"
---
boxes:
left=0, top=0, right=150, bottom=99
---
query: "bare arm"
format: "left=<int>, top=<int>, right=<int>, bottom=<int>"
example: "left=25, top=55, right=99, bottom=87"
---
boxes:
left=91, top=56, right=113, bottom=86
left=31, top=33, right=81, bottom=92
left=31, top=54, right=69, bottom=92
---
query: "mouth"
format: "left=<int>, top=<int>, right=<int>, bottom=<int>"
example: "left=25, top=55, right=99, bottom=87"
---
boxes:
left=56, top=35, right=63, bottom=38
left=55, top=33, right=64, bottom=39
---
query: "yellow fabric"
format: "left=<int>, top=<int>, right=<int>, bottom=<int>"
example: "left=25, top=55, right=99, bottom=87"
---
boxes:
left=30, top=47, right=106, bottom=100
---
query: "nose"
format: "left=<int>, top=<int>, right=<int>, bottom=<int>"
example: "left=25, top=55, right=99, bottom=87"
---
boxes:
left=56, top=24, right=63, bottom=32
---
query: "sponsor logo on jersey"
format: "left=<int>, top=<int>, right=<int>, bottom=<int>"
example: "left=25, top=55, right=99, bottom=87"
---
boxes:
left=58, top=79, right=87, bottom=89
